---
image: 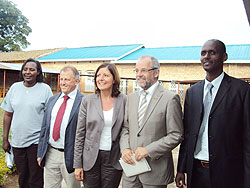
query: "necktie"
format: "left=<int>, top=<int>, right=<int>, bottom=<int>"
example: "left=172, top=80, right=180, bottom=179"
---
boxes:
left=138, top=90, right=148, bottom=128
left=195, top=83, right=213, bottom=154
left=52, top=95, right=70, bottom=141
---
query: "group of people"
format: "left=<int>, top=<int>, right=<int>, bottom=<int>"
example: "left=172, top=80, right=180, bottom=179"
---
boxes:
left=1, top=39, right=250, bottom=188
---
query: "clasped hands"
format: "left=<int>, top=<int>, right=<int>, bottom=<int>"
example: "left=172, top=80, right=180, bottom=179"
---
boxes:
left=121, top=147, right=148, bottom=164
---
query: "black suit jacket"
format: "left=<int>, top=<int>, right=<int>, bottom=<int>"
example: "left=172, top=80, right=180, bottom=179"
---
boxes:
left=37, top=90, right=84, bottom=173
left=177, top=73, right=250, bottom=188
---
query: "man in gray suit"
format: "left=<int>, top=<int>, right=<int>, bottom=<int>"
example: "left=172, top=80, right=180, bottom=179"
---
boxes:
left=120, top=55, right=183, bottom=188
left=37, top=66, right=83, bottom=188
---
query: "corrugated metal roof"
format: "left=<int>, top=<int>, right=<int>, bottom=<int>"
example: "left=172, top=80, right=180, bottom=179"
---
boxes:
left=0, top=62, right=59, bottom=74
left=226, top=44, right=250, bottom=60
left=119, top=46, right=201, bottom=61
left=118, top=44, right=250, bottom=62
left=38, top=44, right=144, bottom=62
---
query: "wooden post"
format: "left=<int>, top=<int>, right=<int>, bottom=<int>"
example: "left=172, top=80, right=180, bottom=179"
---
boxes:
left=57, top=74, right=60, bottom=93
left=3, top=70, right=6, bottom=98
left=177, top=81, right=180, bottom=95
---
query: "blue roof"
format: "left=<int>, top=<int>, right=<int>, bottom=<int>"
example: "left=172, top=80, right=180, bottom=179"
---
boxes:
left=226, top=44, right=250, bottom=60
left=37, top=44, right=250, bottom=62
left=38, top=44, right=144, bottom=61
left=119, top=46, right=201, bottom=61
left=119, top=44, right=250, bottom=61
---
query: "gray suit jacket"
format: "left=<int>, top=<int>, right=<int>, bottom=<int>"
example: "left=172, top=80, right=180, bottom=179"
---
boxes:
left=74, top=93, right=127, bottom=171
left=120, top=84, right=183, bottom=185
left=37, top=90, right=84, bottom=173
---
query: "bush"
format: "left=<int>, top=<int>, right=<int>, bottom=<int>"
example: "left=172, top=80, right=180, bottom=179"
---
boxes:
left=0, top=152, right=16, bottom=186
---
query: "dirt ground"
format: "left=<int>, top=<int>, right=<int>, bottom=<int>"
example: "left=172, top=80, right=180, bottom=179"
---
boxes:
left=2, top=147, right=179, bottom=188
left=2, top=171, right=19, bottom=188
left=3, top=173, right=177, bottom=188
left=3, top=172, right=177, bottom=188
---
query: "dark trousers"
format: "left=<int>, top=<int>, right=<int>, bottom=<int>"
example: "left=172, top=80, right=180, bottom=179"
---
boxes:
left=84, top=150, right=122, bottom=188
left=12, top=144, right=44, bottom=188
left=190, top=159, right=211, bottom=188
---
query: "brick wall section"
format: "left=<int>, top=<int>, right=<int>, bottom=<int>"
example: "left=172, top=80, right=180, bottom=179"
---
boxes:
left=40, top=61, right=249, bottom=97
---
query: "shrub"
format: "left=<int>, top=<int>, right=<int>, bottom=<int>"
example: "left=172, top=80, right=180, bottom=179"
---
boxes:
left=0, top=152, right=16, bottom=186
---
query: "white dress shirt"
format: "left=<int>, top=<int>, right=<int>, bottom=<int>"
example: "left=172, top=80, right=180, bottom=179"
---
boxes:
left=194, top=72, right=224, bottom=161
left=49, top=89, right=77, bottom=149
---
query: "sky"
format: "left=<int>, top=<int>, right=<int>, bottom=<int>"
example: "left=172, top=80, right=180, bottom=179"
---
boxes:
left=10, top=0, right=250, bottom=51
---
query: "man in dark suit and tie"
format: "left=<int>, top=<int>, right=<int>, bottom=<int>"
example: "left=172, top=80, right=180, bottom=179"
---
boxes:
left=37, top=66, right=84, bottom=188
left=175, top=39, right=250, bottom=188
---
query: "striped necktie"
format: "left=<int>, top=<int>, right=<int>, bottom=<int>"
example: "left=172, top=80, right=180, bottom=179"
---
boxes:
left=138, top=90, right=148, bottom=127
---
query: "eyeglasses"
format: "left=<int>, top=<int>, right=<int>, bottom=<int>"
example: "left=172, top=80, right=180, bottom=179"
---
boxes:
left=133, top=68, right=157, bottom=74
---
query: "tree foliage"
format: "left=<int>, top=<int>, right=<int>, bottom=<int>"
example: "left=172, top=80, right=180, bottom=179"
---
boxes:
left=0, top=0, right=32, bottom=52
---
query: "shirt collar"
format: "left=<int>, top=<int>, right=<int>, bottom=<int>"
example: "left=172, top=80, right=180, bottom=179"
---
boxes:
left=204, top=72, right=224, bottom=90
left=140, top=81, right=159, bottom=96
left=60, top=88, right=78, bottom=99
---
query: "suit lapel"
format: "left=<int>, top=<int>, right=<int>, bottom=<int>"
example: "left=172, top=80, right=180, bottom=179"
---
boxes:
left=129, top=92, right=140, bottom=130
left=68, top=91, right=82, bottom=123
left=197, top=81, right=204, bottom=108
left=134, top=92, right=141, bottom=129
left=210, top=74, right=231, bottom=115
left=135, top=92, right=140, bottom=111
left=46, top=93, right=61, bottom=127
left=137, top=85, right=163, bottom=133
left=112, top=95, right=121, bottom=127
left=93, top=93, right=104, bottom=120
left=193, top=81, right=205, bottom=133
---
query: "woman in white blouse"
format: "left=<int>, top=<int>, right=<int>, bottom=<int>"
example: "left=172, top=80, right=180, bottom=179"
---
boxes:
left=74, top=63, right=126, bottom=188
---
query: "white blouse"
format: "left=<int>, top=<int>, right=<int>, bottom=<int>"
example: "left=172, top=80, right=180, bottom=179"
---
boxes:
left=99, top=108, right=113, bottom=151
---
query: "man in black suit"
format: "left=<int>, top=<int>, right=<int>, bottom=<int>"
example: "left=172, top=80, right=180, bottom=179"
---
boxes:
left=175, top=39, right=250, bottom=188
left=37, top=66, right=84, bottom=188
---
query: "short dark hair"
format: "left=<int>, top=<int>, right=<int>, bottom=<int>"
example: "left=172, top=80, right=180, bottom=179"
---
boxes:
left=207, top=39, right=226, bottom=53
left=94, top=63, right=120, bottom=97
left=20, top=58, right=43, bottom=82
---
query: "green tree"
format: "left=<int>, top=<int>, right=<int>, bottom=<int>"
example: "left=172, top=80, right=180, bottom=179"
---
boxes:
left=0, top=0, right=32, bottom=52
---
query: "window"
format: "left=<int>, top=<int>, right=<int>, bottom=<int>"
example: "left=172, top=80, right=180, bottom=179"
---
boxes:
left=120, top=79, right=128, bottom=94
left=50, top=75, right=58, bottom=91
left=179, top=84, right=184, bottom=105
left=169, top=81, right=177, bottom=94
left=169, top=81, right=184, bottom=105
left=133, top=80, right=140, bottom=92
left=85, top=71, right=95, bottom=92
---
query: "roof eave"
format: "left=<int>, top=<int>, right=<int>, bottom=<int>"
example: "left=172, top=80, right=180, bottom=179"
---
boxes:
left=113, top=60, right=250, bottom=64
left=38, top=57, right=117, bottom=62
left=113, top=60, right=201, bottom=64
left=115, top=45, right=145, bottom=61
left=226, top=60, right=250, bottom=63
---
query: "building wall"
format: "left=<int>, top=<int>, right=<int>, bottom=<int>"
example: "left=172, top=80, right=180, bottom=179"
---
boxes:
left=224, top=63, right=250, bottom=78
left=40, top=60, right=250, bottom=107
left=1, top=59, right=248, bottom=106
left=41, top=61, right=108, bottom=94
left=108, top=62, right=250, bottom=82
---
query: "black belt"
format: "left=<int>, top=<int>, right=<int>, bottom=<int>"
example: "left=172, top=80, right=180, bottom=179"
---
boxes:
left=194, top=159, right=209, bottom=168
left=49, top=145, right=64, bottom=152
